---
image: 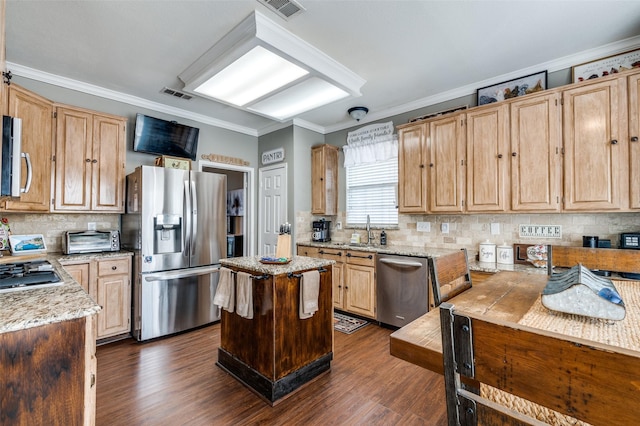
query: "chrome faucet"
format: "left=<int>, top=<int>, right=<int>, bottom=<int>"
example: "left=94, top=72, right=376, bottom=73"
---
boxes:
left=366, top=214, right=374, bottom=245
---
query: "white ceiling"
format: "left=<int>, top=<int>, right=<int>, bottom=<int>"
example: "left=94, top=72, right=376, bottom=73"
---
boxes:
left=5, top=1, right=640, bottom=137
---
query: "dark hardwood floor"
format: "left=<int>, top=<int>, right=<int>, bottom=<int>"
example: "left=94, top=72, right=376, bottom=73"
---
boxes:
left=96, top=322, right=447, bottom=425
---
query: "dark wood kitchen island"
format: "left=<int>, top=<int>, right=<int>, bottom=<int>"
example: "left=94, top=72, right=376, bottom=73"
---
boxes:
left=218, top=255, right=334, bottom=404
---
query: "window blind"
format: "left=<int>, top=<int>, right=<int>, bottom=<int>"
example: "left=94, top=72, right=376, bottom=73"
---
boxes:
left=346, top=158, right=398, bottom=226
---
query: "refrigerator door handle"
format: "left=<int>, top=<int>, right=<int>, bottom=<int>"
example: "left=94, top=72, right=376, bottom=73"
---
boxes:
left=143, top=265, right=221, bottom=282
left=183, top=179, right=192, bottom=257
left=191, top=179, right=197, bottom=256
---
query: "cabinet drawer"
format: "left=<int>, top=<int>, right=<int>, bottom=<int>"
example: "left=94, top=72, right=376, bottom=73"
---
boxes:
left=346, top=250, right=375, bottom=267
left=97, top=258, right=130, bottom=277
left=298, top=245, right=320, bottom=257
left=317, top=248, right=345, bottom=263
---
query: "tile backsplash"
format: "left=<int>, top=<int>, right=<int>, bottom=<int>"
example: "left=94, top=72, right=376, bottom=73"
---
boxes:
left=1, top=213, right=121, bottom=253
left=297, top=211, right=640, bottom=257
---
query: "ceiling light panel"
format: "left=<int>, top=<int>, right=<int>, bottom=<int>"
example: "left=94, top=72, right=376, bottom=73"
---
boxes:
left=248, top=77, right=348, bottom=120
left=178, top=11, right=365, bottom=121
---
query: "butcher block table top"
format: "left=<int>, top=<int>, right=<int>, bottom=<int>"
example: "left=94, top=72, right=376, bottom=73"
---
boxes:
left=389, top=271, right=558, bottom=374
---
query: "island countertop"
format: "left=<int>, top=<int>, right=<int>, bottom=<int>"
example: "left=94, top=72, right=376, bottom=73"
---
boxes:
left=220, top=255, right=335, bottom=275
left=0, top=252, right=133, bottom=334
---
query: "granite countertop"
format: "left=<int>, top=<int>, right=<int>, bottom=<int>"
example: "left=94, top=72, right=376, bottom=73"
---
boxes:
left=221, top=255, right=335, bottom=276
left=0, top=251, right=132, bottom=334
left=297, top=241, right=548, bottom=275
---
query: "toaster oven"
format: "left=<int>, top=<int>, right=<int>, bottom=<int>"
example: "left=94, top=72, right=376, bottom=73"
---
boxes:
left=63, top=230, right=121, bottom=254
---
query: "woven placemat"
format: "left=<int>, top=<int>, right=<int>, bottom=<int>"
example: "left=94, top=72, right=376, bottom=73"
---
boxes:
left=482, top=280, right=640, bottom=425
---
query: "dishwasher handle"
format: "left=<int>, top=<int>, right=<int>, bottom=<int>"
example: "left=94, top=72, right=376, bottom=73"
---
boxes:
left=378, top=258, right=424, bottom=268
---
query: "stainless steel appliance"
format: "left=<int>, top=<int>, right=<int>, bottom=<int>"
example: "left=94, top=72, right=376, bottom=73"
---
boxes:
left=312, top=219, right=331, bottom=242
left=376, top=254, right=428, bottom=328
left=1, top=115, right=31, bottom=197
left=121, top=165, right=226, bottom=341
left=0, top=260, right=61, bottom=292
left=62, top=230, right=120, bottom=254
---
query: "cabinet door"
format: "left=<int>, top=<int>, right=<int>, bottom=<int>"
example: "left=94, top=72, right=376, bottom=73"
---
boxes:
left=562, top=78, right=627, bottom=210
left=428, top=114, right=465, bottom=212
left=311, top=145, right=338, bottom=215
left=63, top=262, right=91, bottom=295
left=629, top=73, right=640, bottom=209
left=398, top=123, right=428, bottom=213
left=331, top=262, right=344, bottom=310
left=2, top=85, right=52, bottom=212
left=91, top=114, right=125, bottom=211
left=510, top=92, right=562, bottom=211
left=96, top=273, right=130, bottom=338
left=344, top=264, right=375, bottom=318
left=466, top=104, right=510, bottom=212
left=54, top=106, right=92, bottom=211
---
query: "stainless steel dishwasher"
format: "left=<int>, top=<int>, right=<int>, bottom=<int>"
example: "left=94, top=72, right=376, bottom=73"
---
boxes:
left=376, top=254, right=429, bottom=327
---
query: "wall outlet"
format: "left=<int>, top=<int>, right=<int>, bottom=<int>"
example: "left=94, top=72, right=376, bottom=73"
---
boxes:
left=441, top=223, right=449, bottom=234
left=87, top=222, right=96, bottom=231
left=416, top=221, right=430, bottom=232
left=490, top=222, right=500, bottom=235
left=336, top=221, right=342, bottom=230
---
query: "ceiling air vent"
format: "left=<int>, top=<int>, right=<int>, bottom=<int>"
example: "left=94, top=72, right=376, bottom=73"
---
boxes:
left=161, top=87, right=193, bottom=100
left=257, top=0, right=305, bottom=20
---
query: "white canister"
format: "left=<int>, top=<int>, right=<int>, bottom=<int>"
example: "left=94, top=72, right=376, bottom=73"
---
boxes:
left=479, top=240, right=496, bottom=263
left=497, top=243, right=514, bottom=265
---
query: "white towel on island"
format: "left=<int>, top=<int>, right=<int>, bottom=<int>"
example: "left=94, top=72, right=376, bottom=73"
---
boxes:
left=213, top=267, right=234, bottom=313
left=299, top=270, right=320, bottom=319
left=236, top=271, right=253, bottom=319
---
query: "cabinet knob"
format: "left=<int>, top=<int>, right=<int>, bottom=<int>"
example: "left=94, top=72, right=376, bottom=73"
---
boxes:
left=512, top=152, right=517, bottom=157
left=92, top=159, right=98, bottom=163
left=419, top=164, right=425, bottom=168
left=112, top=266, right=117, bottom=270
left=632, top=136, right=639, bottom=142
left=429, top=163, right=434, bottom=167
left=497, top=154, right=503, bottom=159
left=85, top=159, right=91, bottom=162
left=611, top=139, right=618, bottom=145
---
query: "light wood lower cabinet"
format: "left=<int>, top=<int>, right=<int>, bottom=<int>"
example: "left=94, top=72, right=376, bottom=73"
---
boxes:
left=344, top=250, right=376, bottom=319
left=62, top=255, right=131, bottom=340
left=296, top=245, right=375, bottom=317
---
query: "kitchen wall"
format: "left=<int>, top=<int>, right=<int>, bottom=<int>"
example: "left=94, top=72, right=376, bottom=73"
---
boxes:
left=1, top=213, right=120, bottom=252
left=297, top=211, right=640, bottom=258
left=5, top=76, right=259, bottom=250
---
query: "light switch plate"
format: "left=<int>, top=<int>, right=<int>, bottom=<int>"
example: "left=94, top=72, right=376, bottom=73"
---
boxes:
left=441, top=223, right=449, bottom=234
left=88, top=222, right=96, bottom=231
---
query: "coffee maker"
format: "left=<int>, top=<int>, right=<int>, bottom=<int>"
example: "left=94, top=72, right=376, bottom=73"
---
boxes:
left=312, top=219, right=331, bottom=242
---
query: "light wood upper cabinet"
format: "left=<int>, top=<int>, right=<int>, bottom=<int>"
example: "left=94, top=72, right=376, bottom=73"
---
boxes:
left=2, top=85, right=53, bottom=212
left=53, top=105, right=126, bottom=212
left=562, top=77, right=628, bottom=211
left=510, top=91, right=562, bottom=211
left=398, top=122, right=428, bottom=213
left=428, top=114, right=465, bottom=212
left=0, top=0, right=7, bottom=117
left=628, top=73, right=640, bottom=209
left=465, top=103, right=510, bottom=212
left=311, top=144, right=338, bottom=215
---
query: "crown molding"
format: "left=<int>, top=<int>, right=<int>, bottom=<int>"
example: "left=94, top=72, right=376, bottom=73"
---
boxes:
left=6, top=62, right=260, bottom=137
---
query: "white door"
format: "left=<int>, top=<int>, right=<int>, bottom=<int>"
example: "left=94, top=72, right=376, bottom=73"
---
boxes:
left=259, top=164, right=287, bottom=256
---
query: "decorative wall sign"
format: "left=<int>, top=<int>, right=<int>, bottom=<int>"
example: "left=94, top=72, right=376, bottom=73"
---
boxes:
left=346, top=121, right=394, bottom=145
left=201, top=153, right=250, bottom=166
left=518, top=224, right=562, bottom=238
left=572, top=48, right=640, bottom=82
left=477, top=71, right=547, bottom=106
left=261, top=147, right=285, bottom=165
left=155, top=155, right=191, bottom=170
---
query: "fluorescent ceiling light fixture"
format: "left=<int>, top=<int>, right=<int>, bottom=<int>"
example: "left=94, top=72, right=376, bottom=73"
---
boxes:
left=179, top=11, right=365, bottom=121
left=249, top=77, right=349, bottom=120
left=194, top=46, right=308, bottom=106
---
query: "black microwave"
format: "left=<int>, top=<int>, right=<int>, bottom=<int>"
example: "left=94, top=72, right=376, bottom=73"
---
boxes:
left=620, top=232, right=640, bottom=250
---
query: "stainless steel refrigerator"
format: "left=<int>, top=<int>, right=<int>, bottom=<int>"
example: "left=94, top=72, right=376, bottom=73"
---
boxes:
left=122, top=165, right=226, bottom=341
